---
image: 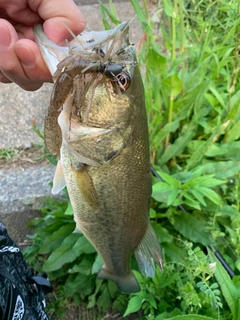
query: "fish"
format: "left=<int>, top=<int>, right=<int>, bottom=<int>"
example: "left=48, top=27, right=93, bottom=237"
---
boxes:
left=34, top=22, right=163, bottom=294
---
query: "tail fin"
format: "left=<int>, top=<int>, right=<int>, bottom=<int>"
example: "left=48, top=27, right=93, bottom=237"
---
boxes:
left=134, top=223, right=163, bottom=278
left=97, top=267, right=140, bottom=294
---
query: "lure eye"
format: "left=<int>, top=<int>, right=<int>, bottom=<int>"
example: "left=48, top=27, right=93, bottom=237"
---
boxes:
left=105, top=64, right=123, bottom=78
left=116, top=71, right=131, bottom=91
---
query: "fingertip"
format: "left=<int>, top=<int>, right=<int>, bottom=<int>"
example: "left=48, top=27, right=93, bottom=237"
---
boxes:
left=0, top=19, right=19, bottom=48
left=43, top=15, right=85, bottom=44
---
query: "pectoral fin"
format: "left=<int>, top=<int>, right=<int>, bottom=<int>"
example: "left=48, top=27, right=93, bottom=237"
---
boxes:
left=72, top=163, right=98, bottom=210
left=52, top=160, right=66, bottom=194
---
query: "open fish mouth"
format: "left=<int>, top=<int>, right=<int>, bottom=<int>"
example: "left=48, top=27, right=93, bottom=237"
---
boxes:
left=34, top=22, right=129, bottom=76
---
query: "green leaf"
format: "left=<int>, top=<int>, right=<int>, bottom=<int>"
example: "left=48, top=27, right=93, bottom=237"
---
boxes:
left=43, top=233, right=81, bottom=272
left=157, top=171, right=180, bottom=188
left=123, top=295, right=142, bottom=317
left=151, top=221, right=173, bottom=243
left=165, top=316, right=216, bottom=320
left=99, top=0, right=121, bottom=29
left=68, top=256, right=94, bottom=275
left=156, top=120, right=180, bottom=145
left=162, top=0, right=174, bottom=17
left=39, top=223, right=75, bottom=254
left=65, top=273, right=95, bottom=298
left=64, top=202, right=74, bottom=215
left=190, top=189, right=207, bottom=206
left=162, top=73, right=182, bottom=98
left=129, top=0, right=148, bottom=28
left=167, top=189, right=179, bottom=206
left=148, top=296, right=157, bottom=309
left=146, top=47, right=167, bottom=75
left=192, top=161, right=240, bottom=179
left=195, top=187, right=221, bottom=205
left=208, top=248, right=239, bottom=319
left=172, top=212, right=213, bottom=246
left=92, top=254, right=104, bottom=274
left=182, top=191, right=201, bottom=210
left=160, top=130, right=195, bottom=165
left=73, top=235, right=96, bottom=254
left=152, top=182, right=173, bottom=203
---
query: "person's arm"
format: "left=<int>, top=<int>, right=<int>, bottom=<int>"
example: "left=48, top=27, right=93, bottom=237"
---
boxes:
left=0, top=0, right=85, bottom=90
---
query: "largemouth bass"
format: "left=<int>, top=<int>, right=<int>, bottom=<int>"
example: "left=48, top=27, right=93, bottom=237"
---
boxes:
left=34, top=22, right=163, bottom=294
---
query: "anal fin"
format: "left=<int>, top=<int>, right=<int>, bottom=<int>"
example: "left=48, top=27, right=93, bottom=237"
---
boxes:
left=134, top=223, right=163, bottom=278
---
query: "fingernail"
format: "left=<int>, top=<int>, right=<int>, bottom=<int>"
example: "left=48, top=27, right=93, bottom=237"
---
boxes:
left=0, top=25, right=11, bottom=50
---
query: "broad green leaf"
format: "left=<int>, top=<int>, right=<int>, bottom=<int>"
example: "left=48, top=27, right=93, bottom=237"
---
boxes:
left=164, top=242, right=185, bottom=262
left=39, top=223, right=75, bottom=254
left=162, top=0, right=174, bottom=17
left=226, top=120, right=240, bottom=142
left=68, top=256, right=94, bottom=275
left=73, top=235, right=96, bottom=254
left=65, top=273, right=95, bottom=298
left=151, top=221, right=173, bottom=243
left=123, top=296, right=142, bottom=317
left=156, top=120, right=180, bottom=145
left=172, top=212, right=213, bottom=246
left=192, top=161, right=240, bottom=179
left=209, top=83, right=226, bottom=109
left=162, top=73, right=182, bottom=98
left=195, top=187, right=221, bottom=205
left=92, top=254, right=104, bottom=274
left=148, top=296, right=157, bottom=309
left=152, top=182, right=173, bottom=203
left=64, top=202, right=73, bottom=215
left=146, top=47, right=167, bottom=75
left=183, top=174, right=224, bottom=188
left=190, top=189, right=206, bottom=206
left=167, top=189, right=179, bottom=206
left=157, top=171, right=180, bottom=188
left=208, top=248, right=239, bottom=319
left=182, top=192, right=201, bottom=210
left=160, top=130, right=195, bottom=165
left=165, top=316, right=216, bottom=320
left=129, top=0, right=148, bottom=26
left=43, top=233, right=81, bottom=272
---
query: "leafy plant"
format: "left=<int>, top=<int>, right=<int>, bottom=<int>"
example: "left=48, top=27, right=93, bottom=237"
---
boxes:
left=24, top=0, right=240, bottom=319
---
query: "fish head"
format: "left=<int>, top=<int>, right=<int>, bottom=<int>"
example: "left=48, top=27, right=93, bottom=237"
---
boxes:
left=34, top=21, right=143, bottom=127
left=34, top=22, right=145, bottom=165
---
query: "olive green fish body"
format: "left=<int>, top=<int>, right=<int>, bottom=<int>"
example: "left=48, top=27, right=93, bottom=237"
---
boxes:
left=34, top=23, right=163, bottom=294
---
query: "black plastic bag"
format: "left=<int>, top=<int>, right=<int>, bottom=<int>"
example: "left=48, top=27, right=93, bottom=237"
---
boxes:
left=0, top=221, right=52, bottom=320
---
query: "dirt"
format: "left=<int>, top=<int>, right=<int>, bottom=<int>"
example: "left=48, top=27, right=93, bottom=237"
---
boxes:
left=0, top=145, right=48, bottom=170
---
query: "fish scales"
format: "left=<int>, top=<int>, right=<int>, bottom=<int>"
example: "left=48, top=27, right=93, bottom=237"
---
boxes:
left=34, top=22, right=163, bottom=294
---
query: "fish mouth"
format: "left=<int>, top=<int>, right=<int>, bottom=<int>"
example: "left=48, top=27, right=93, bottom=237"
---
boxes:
left=34, top=22, right=128, bottom=76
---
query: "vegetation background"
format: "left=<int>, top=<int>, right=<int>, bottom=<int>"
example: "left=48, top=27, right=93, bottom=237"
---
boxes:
left=23, top=0, right=240, bottom=319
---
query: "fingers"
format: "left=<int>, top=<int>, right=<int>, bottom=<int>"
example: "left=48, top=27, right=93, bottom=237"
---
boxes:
left=37, top=0, right=86, bottom=44
left=15, top=39, right=52, bottom=83
left=0, top=0, right=86, bottom=90
left=0, top=20, right=45, bottom=90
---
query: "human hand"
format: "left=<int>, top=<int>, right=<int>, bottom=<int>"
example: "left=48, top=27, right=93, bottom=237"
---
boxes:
left=0, top=0, right=85, bottom=90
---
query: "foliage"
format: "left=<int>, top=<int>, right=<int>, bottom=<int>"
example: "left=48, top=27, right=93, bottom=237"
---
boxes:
left=0, top=147, right=18, bottom=160
left=24, top=0, right=240, bottom=319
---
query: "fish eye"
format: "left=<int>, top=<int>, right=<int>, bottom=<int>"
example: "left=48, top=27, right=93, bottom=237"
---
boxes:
left=116, top=71, right=130, bottom=91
